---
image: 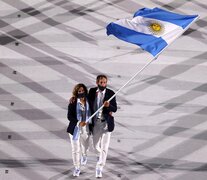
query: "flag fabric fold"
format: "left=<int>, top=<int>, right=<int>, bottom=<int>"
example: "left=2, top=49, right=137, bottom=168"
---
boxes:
left=106, top=7, right=198, bottom=57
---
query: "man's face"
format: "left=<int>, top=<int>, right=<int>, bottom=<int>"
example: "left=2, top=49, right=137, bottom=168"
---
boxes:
left=97, top=77, right=107, bottom=87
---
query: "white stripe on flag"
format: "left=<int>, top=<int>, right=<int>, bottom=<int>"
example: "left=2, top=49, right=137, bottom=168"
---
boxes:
left=114, top=16, right=184, bottom=45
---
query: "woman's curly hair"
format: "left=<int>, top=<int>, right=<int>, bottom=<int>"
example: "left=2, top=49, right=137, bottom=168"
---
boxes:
left=72, top=83, right=88, bottom=99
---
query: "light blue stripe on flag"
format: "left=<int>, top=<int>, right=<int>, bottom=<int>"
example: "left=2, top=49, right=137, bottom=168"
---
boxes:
left=133, top=8, right=198, bottom=29
left=107, top=23, right=167, bottom=57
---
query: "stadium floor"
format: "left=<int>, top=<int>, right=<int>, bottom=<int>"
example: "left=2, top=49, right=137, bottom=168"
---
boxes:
left=1, top=0, right=207, bottom=179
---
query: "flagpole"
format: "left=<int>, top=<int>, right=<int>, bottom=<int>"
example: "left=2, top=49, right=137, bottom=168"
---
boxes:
left=87, top=57, right=157, bottom=122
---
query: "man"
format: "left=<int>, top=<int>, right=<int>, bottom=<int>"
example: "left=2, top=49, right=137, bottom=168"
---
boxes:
left=88, top=75, right=117, bottom=178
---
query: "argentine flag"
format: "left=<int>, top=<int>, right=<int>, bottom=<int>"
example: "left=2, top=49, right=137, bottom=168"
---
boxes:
left=106, top=7, right=198, bottom=57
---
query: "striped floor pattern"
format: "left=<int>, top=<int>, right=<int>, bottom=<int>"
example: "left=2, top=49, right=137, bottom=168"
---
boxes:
left=1, top=0, right=207, bottom=179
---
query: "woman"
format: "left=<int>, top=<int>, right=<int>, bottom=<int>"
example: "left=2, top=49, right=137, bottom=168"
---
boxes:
left=67, top=83, right=91, bottom=177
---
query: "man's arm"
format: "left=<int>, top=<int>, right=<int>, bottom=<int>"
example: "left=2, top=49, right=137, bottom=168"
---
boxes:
left=103, top=91, right=117, bottom=113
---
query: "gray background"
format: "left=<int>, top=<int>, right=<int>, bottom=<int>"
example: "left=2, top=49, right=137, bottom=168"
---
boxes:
left=0, top=0, right=207, bottom=179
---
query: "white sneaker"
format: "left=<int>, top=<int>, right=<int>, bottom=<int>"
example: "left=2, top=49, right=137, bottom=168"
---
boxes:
left=81, top=156, right=87, bottom=166
left=73, top=168, right=80, bottom=177
left=95, top=168, right=102, bottom=178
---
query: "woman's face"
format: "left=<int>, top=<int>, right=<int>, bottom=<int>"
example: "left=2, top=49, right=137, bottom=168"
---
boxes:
left=78, top=87, right=85, bottom=94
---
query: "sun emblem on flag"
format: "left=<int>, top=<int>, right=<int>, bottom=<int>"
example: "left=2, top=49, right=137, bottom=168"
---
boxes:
left=148, top=21, right=165, bottom=35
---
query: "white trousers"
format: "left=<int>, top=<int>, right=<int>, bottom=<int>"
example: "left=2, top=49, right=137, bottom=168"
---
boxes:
left=69, top=125, right=90, bottom=168
left=93, top=121, right=111, bottom=170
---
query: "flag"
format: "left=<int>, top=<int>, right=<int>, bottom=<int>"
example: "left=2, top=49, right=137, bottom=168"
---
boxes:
left=106, top=7, right=198, bottom=57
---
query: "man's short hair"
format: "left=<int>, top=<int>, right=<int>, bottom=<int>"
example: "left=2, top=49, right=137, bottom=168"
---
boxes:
left=96, top=74, right=107, bottom=82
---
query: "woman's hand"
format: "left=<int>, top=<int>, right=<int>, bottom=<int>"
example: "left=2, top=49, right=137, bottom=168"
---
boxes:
left=79, top=121, right=87, bottom=127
